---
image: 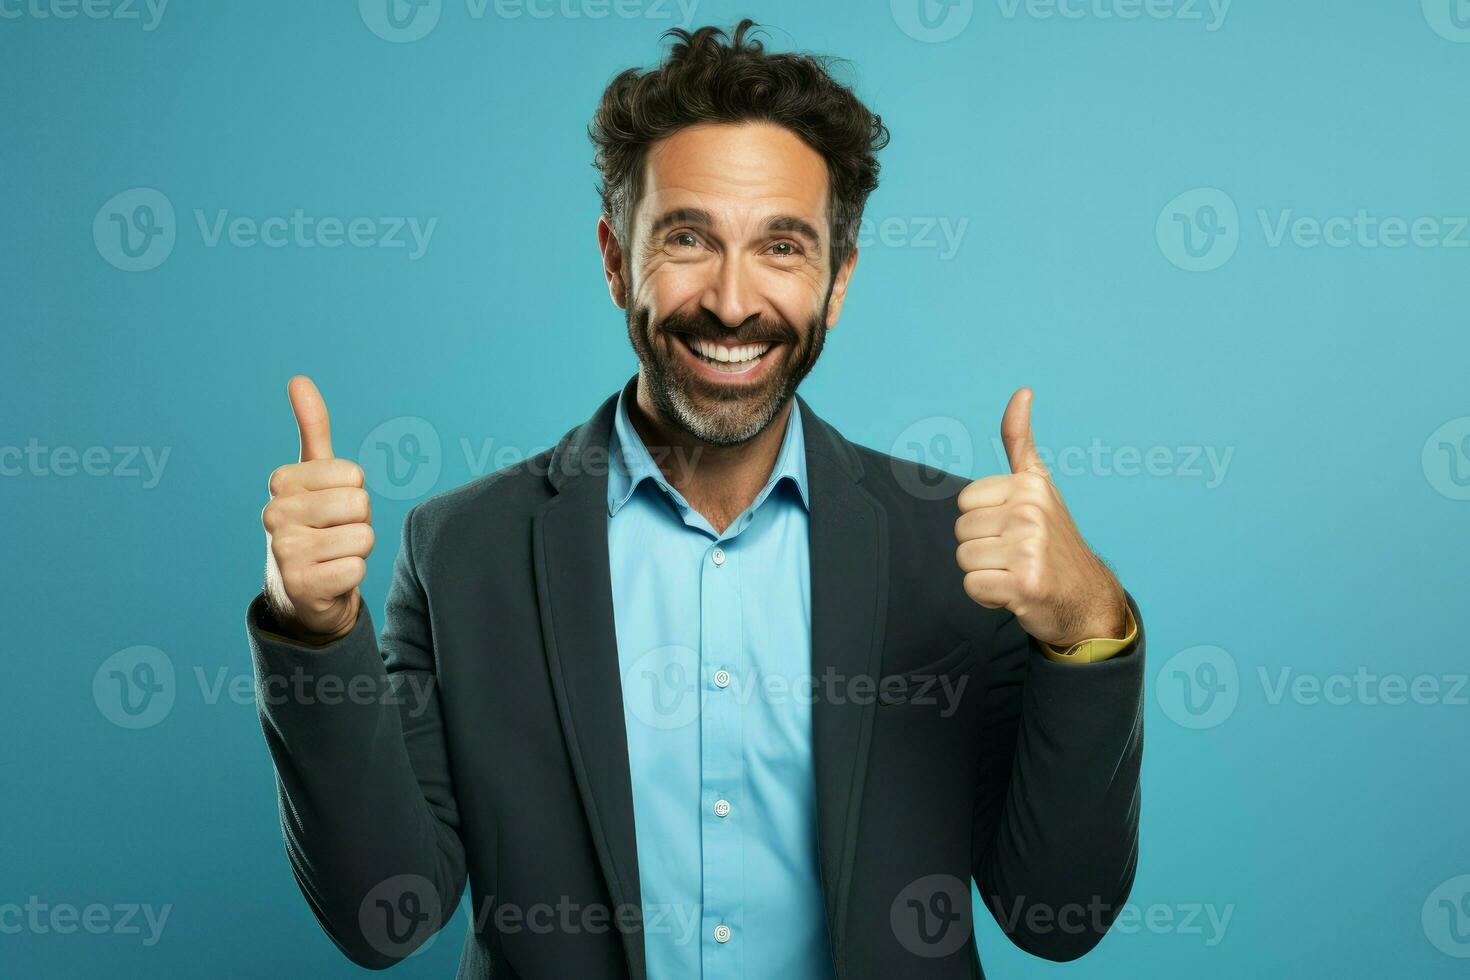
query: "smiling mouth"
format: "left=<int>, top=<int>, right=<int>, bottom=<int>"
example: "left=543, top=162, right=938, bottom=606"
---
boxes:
left=676, top=333, right=779, bottom=375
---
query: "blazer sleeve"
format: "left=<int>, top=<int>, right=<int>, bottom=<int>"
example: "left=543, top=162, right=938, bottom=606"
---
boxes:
left=247, top=502, right=466, bottom=968
left=970, top=591, right=1145, bottom=961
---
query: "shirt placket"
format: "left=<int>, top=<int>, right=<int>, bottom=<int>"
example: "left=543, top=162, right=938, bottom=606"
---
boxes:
left=699, top=534, right=743, bottom=978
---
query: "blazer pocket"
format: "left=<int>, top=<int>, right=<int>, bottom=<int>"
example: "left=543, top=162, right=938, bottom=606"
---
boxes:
left=877, top=639, right=976, bottom=706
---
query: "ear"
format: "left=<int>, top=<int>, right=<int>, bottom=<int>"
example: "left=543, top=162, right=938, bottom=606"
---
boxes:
left=597, top=215, right=628, bottom=310
left=824, top=247, right=859, bottom=330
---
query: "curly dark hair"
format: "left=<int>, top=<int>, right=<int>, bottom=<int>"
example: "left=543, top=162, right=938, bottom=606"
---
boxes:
left=589, top=19, right=889, bottom=276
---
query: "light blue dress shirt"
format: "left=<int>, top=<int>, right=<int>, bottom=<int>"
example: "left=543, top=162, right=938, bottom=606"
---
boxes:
left=606, top=386, right=835, bottom=980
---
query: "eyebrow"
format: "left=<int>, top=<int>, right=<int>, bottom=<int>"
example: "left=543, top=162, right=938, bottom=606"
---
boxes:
left=647, top=208, right=824, bottom=249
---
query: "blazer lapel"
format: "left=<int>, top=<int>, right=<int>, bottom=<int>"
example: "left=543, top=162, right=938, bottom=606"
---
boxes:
left=798, top=395, right=889, bottom=977
left=531, top=390, right=647, bottom=980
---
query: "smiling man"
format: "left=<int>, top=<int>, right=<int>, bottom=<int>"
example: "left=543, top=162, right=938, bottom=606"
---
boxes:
left=249, top=20, right=1144, bottom=979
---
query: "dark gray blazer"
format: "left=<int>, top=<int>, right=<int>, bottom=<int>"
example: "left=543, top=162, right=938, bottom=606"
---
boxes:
left=247, top=383, right=1145, bottom=979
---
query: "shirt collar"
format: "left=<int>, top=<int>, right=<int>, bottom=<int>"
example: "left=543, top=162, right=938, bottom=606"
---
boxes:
left=607, top=380, right=810, bottom=517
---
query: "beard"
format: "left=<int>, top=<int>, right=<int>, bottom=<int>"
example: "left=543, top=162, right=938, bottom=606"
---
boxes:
left=625, top=297, right=829, bottom=447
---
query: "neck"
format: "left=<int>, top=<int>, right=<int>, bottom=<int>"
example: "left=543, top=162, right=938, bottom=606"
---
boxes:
left=629, top=374, right=792, bottom=534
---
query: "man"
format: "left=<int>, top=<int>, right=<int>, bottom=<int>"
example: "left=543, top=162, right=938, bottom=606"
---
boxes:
left=250, top=20, right=1143, bottom=979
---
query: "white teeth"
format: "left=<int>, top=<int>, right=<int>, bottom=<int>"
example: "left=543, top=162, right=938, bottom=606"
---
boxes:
left=689, top=337, right=772, bottom=363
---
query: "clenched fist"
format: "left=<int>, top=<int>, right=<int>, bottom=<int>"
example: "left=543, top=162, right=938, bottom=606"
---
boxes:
left=954, top=388, right=1127, bottom=649
left=260, top=376, right=374, bottom=643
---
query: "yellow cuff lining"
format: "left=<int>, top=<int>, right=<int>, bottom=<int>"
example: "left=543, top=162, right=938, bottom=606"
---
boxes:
left=1038, top=605, right=1137, bottom=665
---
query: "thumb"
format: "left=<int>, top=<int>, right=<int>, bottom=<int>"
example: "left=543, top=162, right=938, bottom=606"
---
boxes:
left=1000, top=387, right=1046, bottom=475
left=287, top=375, right=335, bottom=462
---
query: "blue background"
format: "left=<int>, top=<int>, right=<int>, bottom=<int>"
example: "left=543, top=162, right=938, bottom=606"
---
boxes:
left=5, top=0, right=1469, bottom=976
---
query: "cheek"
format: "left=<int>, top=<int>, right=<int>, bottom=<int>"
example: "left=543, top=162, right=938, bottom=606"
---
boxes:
left=768, top=285, right=824, bottom=334
left=760, top=264, right=829, bottom=319
left=635, top=261, right=706, bottom=319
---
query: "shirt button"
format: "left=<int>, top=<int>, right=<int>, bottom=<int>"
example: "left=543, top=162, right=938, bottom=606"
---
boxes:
left=713, top=799, right=731, bottom=818
left=713, top=669, right=731, bottom=689
left=713, top=924, right=732, bottom=943
left=711, top=547, right=726, bottom=566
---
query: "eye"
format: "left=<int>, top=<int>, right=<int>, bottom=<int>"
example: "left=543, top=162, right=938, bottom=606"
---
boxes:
left=767, top=240, right=801, bottom=257
left=668, top=231, right=700, bottom=249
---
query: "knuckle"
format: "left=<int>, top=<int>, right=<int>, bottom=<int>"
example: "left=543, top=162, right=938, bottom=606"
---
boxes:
left=343, top=461, right=366, bottom=488
left=1013, top=502, right=1045, bottom=525
left=1018, top=567, right=1044, bottom=596
left=268, top=465, right=291, bottom=497
left=279, top=566, right=303, bottom=597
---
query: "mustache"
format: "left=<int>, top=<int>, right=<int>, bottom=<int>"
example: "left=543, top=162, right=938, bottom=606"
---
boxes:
left=655, top=310, right=799, bottom=347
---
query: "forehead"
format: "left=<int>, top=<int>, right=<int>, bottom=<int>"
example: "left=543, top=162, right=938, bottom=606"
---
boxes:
left=637, top=121, right=830, bottom=232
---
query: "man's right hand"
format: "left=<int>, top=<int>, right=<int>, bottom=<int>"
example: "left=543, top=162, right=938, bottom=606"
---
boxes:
left=260, top=375, right=374, bottom=643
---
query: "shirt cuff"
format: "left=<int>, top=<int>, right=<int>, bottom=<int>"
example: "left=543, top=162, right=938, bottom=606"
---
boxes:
left=1038, top=604, right=1138, bottom=665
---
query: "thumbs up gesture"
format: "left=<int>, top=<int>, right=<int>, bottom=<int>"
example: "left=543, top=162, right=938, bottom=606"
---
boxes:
left=954, top=388, right=1127, bottom=649
left=260, top=376, right=374, bottom=642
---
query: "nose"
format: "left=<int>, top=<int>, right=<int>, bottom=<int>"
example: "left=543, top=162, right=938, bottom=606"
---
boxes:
left=700, top=253, right=764, bottom=331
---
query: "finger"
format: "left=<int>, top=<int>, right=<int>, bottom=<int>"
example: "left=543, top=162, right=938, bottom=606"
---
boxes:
left=268, top=458, right=365, bottom=496
left=962, top=569, right=1013, bottom=609
left=303, top=522, right=376, bottom=563
left=1001, top=387, right=1047, bottom=477
left=956, top=537, right=1010, bottom=573
left=954, top=507, right=1007, bottom=543
left=276, top=485, right=371, bottom=529
left=957, top=474, right=1011, bottom=512
left=288, top=375, right=335, bottom=462
left=300, top=556, right=366, bottom=602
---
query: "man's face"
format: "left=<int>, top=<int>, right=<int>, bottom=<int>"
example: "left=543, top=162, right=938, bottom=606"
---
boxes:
left=601, top=121, right=857, bottom=446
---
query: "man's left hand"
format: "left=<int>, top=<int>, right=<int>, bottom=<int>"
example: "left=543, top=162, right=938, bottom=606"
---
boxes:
left=954, top=387, right=1128, bottom=649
